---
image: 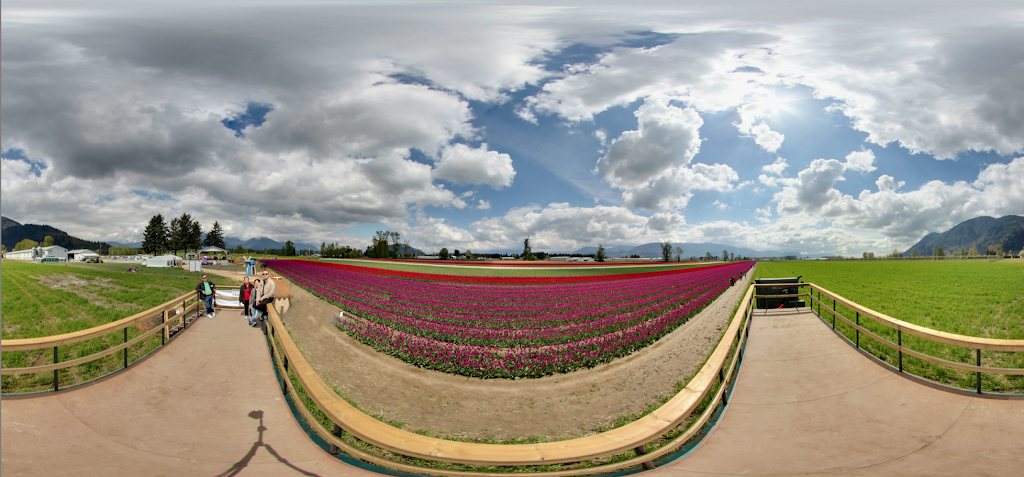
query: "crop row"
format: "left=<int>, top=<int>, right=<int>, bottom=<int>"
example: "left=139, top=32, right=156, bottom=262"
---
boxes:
left=267, top=260, right=753, bottom=378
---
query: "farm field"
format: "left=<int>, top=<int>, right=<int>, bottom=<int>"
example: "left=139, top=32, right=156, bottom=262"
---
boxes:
left=268, top=259, right=753, bottom=378
left=755, top=260, right=1024, bottom=392
left=0, top=260, right=240, bottom=393
left=319, top=258, right=713, bottom=277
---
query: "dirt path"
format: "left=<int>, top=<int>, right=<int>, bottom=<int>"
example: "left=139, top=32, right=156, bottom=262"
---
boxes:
left=278, top=269, right=754, bottom=440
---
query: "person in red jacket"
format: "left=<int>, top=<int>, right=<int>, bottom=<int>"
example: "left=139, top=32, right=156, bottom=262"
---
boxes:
left=239, top=276, right=254, bottom=319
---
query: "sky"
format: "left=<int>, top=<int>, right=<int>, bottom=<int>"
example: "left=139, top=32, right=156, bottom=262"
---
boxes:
left=2, top=1, right=1023, bottom=255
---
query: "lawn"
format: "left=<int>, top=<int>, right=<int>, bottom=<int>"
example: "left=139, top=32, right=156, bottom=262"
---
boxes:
left=1, top=260, right=240, bottom=393
left=754, top=260, right=1024, bottom=392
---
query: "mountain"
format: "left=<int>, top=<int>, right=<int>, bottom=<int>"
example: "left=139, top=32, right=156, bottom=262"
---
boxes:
left=571, top=242, right=802, bottom=259
left=2, top=216, right=112, bottom=252
left=904, top=215, right=1024, bottom=256
left=223, top=236, right=320, bottom=252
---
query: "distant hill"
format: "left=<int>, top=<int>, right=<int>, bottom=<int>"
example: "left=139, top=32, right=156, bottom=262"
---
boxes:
left=572, top=242, right=802, bottom=259
left=904, top=215, right=1024, bottom=256
left=2, top=216, right=111, bottom=252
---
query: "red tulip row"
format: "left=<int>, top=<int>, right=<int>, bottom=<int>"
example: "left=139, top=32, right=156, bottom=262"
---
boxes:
left=266, top=259, right=753, bottom=378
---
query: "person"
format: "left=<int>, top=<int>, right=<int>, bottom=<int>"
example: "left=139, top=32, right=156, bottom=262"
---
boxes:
left=195, top=274, right=217, bottom=318
left=239, top=276, right=254, bottom=319
left=248, top=279, right=262, bottom=326
left=254, top=270, right=276, bottom=325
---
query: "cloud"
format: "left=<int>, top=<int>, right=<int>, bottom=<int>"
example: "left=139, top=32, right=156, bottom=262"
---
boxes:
left=432, top=143, right=516, bottom=189
left=845, top=149, right=877, bottom=173
left=476, top=199, right=491, bottom=210
left=596, top=96, right=739, bottom=211
left=771, top=155, right=1024, bottom=241
left=750, top=122, right=785, bottom=152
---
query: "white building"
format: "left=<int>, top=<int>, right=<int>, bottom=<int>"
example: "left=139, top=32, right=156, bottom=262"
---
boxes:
left=68, top=249, right=100, bottom=261
left=3, top=245, right=68, bottom=262
left=145, top=255, right=183, bottom=268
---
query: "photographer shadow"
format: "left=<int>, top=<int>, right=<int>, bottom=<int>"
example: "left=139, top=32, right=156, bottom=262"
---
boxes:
left=214, top=410, right=321, bottom=477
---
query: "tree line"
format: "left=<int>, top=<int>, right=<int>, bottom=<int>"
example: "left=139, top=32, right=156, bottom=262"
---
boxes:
left=141, top=213, right=226, bottom=256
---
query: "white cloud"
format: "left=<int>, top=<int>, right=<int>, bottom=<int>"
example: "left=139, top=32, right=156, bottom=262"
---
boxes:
left=432, top=143, right=516, bottom=189
left=750, top=122, right=785, bottom=152
left=596, top=96, right=739, bottom=211
left=771, top=156, right=1024, bottom=242
left=476, top=199, right=491, bottom=210
left=845, top=149, right=877, bottom=173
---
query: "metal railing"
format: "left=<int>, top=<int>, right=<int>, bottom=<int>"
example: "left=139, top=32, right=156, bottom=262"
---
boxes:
left=1, top=291, right=201, bottom=393
left=753, top=283, right=1024, bottom=394
left=262, top=285, right=757, bottom=476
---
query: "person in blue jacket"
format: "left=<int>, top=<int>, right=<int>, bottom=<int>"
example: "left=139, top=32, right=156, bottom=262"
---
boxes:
left=195, top=274, right=217, bottom=318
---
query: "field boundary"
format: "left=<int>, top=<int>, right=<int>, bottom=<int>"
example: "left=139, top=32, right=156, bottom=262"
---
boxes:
left=754, top=283, right=1024, bottom=395
left=262, top=285, right=756, bottom=474
left=1, top=290, right=201, bottom=392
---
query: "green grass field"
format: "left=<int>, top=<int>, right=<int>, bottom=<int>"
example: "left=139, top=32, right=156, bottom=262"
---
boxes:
left=318, top=258, right=719, bottom=277
left=1, top=260, right=240, bottom=393
left=755, top=260, right=1024, bottom=393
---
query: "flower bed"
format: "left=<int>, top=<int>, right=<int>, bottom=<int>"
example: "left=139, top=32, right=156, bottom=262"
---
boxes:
left=267, top=259, right=754, bottom=378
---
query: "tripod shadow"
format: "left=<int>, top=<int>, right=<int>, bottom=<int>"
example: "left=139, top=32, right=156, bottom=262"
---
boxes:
left=214, top=410, right=322, bottom=477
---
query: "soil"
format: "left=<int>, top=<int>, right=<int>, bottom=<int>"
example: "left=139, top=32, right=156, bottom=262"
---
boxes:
left=269, top=269, right=754, bottom=441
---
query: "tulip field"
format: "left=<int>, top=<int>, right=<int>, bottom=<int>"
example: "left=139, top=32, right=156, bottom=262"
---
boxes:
left=267, top=259, right=754, bottom=378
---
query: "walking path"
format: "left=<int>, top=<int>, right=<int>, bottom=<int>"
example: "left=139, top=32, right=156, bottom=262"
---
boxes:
left=3, top=307, right=1021, bottom=476
left=659, top=308, right=1024, bottom=476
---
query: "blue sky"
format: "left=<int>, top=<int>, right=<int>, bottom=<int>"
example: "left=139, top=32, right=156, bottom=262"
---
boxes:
left=2, top=1, right=1022, bottom=255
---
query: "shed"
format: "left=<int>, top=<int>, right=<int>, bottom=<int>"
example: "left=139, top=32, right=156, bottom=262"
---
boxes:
left=68, top=249, right=100, bottom=261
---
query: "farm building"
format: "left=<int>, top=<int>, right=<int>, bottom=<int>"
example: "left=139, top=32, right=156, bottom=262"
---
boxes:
left=3, top=245, right=68, bottom=262
left=68, top=249, right=100, bottom=261
left=145, top=255, right=183, bottom=268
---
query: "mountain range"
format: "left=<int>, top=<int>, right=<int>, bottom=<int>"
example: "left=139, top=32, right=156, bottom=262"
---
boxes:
left=904, top=215, right=1024, bottom=256
left=1, top=216, right=111, bottom=252
left=571, top=242, right=803, bottom=259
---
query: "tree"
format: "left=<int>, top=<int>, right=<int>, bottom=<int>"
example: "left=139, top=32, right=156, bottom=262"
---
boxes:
left=203, top=221, right=226, bottom=248
left=454, top=249, right=461, bottom=258
left=284, top=240, right=296, bottom=256
left=43, top=236, right=55, bottom=247
left=1, top=244, right=6, bottom=254
left=674, top=246, right=683, bottom=262
left=439, top=247, right=450, bottom=260
left=969, top=245, right=978, bottom=256
left=235, top=244, right=244, bottom=254
left=168, top=213, right=199, bottom=256
left=141, top=214, right=168, bottom=255
left=14, top=238, right=39, bottom=251
left=464, top=249, right=474, bottom=260
left=723, top=249, right=729, bottom=262
left=934, top=246, right=944, bottom=257
left=596, top=244, right=606, bottom=262
left=661, top=241, right=672, bottom=262
left=522, top=237, right=534, bottom=261
left=705, top=251, right=713, bottom=261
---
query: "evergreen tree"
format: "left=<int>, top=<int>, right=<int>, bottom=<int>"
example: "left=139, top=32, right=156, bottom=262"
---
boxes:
left=141, top=214, right=168, bottom=255
left=596, top=244, right=606, bottom=262
left=522, top=237, right=534, bottom=261
left=188, top=217, right=203, bottom=254
left=203, top=221, right=226, bottom=248
left=284, top=241, right=296, bottom=256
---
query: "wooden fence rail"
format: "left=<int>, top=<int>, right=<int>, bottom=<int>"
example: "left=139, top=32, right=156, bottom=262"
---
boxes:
left=262, top=284, right=757, bottom=475
left=1, top=291, right=201, bottom=392
left=753, top=283, right=1024, bottom=393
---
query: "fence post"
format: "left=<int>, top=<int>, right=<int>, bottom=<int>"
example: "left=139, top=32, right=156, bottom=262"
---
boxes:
left=330, top=424, right=343, bottom=455
left=123, top=327, right=129, bottom=369
left=162, top=309, right=168, bottom=345
left=897, top=330, right=903, bottom=372
left=855, top=312, right=859, bottom=348
left=53, top=346, right=59, bottom=392
left=832, top=299, right=836, bottom=329
left=976, top=349, right=982, bottom=394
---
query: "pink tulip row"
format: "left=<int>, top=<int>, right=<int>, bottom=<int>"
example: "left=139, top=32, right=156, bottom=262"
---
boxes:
left=269, top=260, right=753, bottom=378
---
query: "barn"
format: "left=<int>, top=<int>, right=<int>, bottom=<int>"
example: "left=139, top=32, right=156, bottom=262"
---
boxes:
left=68, top=249, right=100, bottom=261
left=4, top=245, right=68, bottom=262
